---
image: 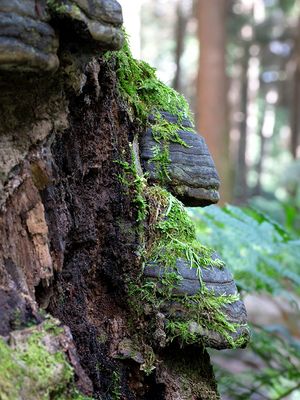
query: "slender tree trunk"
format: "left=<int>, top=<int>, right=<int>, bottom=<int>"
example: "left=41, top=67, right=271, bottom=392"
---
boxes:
left=197, top=0, right=232, bottom=203
left=235, top=44, right=250, bottom=203
left=253, top=102, right=267, bottom=197
left=173, top=1, right=188, bottom=92
left=291, top=20, right=300, bottom=158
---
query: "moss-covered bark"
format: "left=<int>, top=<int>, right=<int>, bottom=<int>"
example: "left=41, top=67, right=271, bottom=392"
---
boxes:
left=0, top=10, right=222, bottom=400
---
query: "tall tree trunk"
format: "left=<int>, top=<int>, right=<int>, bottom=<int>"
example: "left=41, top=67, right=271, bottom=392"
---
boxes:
left=253, top=102, right=267, bottom=197
left=235, top=44, right=250, bottom=203
left=173, top=0, right=188, bottom=92
left=291, top=18, right=300, bottom=158
left=197, top=0, right=232, bottom=203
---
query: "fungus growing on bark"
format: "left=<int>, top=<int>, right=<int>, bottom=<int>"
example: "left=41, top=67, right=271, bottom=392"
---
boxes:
left=141, top=111, right=220, bottom=206
left=129, top=186, right=249, bottom=350
left=0, top=0, right=124, bottom=73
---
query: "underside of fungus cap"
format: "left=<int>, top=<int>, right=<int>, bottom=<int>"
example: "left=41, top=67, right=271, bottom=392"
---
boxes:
left=47, top=0, right=124, bottom=50
left=140, top=111, right=220, bottom=207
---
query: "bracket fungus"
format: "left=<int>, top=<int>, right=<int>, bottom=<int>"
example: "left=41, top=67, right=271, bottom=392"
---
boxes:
left=0, top=0, right=124, bottom=72
left=0, top=0, right=59, bottom=72
left=131, top=187, right=249, bottom=350
left=140, top=111, right=220, bottom=207
left=47, top=0, right=124, bottom=50
left=144, top=257, right=249, bottom=350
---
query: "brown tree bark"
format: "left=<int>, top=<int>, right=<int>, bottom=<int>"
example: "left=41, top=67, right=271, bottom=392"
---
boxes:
left=197, top=0, right=232, bottom=203
left=0, top=56, right=220, bottom=400
left=0, top=2, right=220, bottom=398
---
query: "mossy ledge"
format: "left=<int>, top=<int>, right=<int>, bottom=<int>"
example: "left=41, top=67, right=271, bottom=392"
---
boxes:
left=0, top=318, right=92, bottom=400
left=128, top=186, right=249, bottom=349
left=104, top=34, right=194, bottom=183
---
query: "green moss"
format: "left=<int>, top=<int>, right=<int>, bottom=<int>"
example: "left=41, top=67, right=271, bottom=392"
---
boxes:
left=116, top=144, right=148, bottom=223
left=47, top=0, right=81, bottom=16
left=164, top=288, right=243, bottom=348
left=145, top=186, right=223, bottom=276
left=0, top=319, right=92, bottom=400
left=111, top=370, right=121, bottom=400
left=104, top=35, right=192, bottom=123
left=128, top=186, right=246, bottom=348
left=140, top=346, right=156, bottom=375
left=105, top=35, right=194, bottom=183
left=47, top=0, right=69, bottom=13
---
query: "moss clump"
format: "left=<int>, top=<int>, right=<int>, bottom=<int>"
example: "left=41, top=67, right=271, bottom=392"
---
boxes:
left=145, top=186, right=223, bottom=276
left=116, top=144, right=148, bottom=223
left=47, top=0, right=81, bottom=16
left=47, top=0, right=69, bottom=13
left=105, top=36, right=192, bottom=124
left=105, top=35, right=194, bottom=183
left=0, top=319, right=92, bottom=400
left=129, top=186, right=246, bottom=348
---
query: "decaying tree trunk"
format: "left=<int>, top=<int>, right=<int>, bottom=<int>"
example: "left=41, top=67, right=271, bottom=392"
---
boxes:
left=0, top=1, right=249, bottom=399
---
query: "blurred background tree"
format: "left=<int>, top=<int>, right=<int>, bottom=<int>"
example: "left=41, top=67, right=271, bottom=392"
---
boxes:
left=120, top=0, right=300, bottom=212
left=119, top=0, right=300, bottom=398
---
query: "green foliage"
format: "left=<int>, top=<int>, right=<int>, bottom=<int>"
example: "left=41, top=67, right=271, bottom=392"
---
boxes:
left=191, top=205, right=300, bottom=399
left=190, top=205, right=300, bottom=297
left=47, top=0, right=69, bottom=14
left=278, top=0, right=298, bottom=13
left=215, top=325, right=300, bottom=400
left=111, top=370, right=121, bottom=400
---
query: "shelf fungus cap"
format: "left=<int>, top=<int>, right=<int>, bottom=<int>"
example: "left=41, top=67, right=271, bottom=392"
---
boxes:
left=0, top=0, right=123, bottom=72
left=0, top=0, right=59, bottom=72
left=143, top=254, right=250, bottom=350
left=48, top=0, right=124, bottom=50
left=140, top=111, right=220, bottom=207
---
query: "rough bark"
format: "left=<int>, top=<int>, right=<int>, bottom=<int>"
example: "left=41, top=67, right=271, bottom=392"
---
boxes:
left=0, top=2, right=221, bottom=399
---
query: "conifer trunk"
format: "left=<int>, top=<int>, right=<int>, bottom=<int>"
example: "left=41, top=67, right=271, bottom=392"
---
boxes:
left=197, top=0, right=232, bottom=203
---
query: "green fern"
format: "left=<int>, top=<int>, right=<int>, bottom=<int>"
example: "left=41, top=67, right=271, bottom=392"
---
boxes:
left=190, top=205, right=300, bottom=296
left=190, top=205, right=300, bottom=399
